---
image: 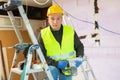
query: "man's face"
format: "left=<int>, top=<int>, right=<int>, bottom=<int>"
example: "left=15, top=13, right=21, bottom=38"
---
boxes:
left=48, top=13, right=62, bottom=31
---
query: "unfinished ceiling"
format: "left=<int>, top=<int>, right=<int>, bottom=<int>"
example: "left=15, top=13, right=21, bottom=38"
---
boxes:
left=0, top=0, right=52, bottom=20
left=0, top=0, right=52, bottom=8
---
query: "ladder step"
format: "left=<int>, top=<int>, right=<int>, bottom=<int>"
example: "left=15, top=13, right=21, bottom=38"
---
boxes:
left=11, top=68, right=44, bottom=75
left=80, top=67, right=92, bottom=72
left=11, top=68, right=22, bottom=74
left=84, top=68, right=92, bottom=72
left=27, top=69, right=44, bottom=74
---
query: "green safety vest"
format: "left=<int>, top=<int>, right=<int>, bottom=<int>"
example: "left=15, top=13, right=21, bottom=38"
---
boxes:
left=41, top=25, right=76, bottom=61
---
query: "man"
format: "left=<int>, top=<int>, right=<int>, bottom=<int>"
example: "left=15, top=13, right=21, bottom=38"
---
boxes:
left=38, top=4, right=84, bottom=80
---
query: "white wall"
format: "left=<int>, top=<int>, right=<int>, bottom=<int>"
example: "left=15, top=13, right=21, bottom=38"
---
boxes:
left=53, top=0, right=120, bottom=80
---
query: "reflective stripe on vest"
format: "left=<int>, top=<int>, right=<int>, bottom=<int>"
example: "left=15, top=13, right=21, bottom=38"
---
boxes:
left=41, top=25, right=75, bottom=61
left=49, top=52, right=75, bottom=60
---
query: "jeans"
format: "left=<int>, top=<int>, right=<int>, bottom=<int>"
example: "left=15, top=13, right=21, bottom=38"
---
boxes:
left=46, top=66, right=72, bottom=80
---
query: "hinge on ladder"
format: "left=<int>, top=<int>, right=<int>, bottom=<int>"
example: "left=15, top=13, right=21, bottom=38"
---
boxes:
left=0, top=0, right=21, bottom=11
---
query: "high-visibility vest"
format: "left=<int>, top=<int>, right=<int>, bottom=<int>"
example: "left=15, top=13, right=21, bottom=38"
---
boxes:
left=41, top=25, right=75, bottom=61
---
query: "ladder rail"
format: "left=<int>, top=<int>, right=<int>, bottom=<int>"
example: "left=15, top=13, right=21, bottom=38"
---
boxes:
left=82, top=56, right=97, bottom=80
left=85, top=59, right=97, bottom=80
left=80, top=63, right=89, bottom=80
left=21, top=46, right=33, bottom=80
left=7, top=11, right=23, bottom=43
left=8, top=50, right=19, bottom=80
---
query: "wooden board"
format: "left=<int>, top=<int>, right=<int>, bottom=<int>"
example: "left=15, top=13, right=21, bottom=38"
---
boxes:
left=0, top=40, right=7, bottom=80
left=2, top=48, right=9, bottom=79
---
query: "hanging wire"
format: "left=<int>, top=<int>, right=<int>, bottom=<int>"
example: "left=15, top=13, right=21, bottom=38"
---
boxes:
left=33, top=0, right=50, bottom=5
left=53, top=0, right=120, bottom=36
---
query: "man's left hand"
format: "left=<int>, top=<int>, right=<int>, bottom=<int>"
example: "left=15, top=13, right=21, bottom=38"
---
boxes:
left=75, top=60, right=82, bottom=67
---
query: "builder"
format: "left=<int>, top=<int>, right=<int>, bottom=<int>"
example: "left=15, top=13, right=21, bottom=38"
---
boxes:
left=38, top=4, right=84, bottom=80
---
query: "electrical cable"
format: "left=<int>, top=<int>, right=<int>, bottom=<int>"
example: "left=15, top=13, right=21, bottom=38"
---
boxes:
left=53, top=0, right=120, bottom=36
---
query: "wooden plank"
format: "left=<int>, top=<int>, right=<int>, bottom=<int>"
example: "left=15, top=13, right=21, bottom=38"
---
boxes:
left=2, top=47, right=9, bottom=79
left=0, top=53, right=4, bottom=80
left=0, top=40, right=7, bottom=80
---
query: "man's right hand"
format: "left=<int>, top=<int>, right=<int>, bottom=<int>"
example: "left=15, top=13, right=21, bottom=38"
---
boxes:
left=57, top=60, right=68, bottom=69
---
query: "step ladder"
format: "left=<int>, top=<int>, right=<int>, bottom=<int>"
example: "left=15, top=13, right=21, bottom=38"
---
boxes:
left=63, top=12, right=97, bottom=80
left=8, top=43, right=41, bottom=80
left=0, top=0, right=53, bottom=80
left=8, top=43, right=45, bottom=80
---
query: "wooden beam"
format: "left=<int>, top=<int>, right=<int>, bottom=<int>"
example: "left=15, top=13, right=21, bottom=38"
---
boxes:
left=0, top=40, right=7, bottom=80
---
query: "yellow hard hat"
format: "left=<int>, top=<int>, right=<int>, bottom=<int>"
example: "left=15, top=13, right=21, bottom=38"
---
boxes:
left=47, top=4, right=64, bottom=16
